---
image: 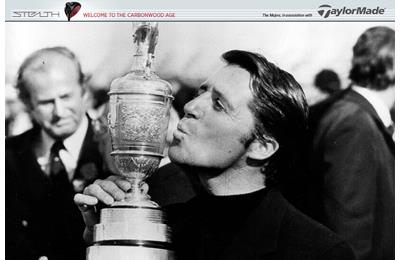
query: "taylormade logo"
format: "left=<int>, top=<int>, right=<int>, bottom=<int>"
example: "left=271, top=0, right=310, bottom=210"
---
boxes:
left=317, top=5, right=385, bottom=18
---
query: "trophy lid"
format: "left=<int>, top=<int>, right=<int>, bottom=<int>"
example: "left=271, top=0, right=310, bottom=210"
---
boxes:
left=109, top=22, right=173, bottom=99
left=109, top=72, right=173, bottom=98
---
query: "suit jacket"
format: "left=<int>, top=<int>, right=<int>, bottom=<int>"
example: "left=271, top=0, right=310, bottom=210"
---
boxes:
left=6, top=119, right=114, bottom=260
left=306, top=88, right=394, bottom=260
left=167, top=188, right=355, bottom=260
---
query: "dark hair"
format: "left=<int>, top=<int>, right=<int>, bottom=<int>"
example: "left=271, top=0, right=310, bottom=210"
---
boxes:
left=16, top=46, right=86, bottom=108
left=314, top=69, right=341, bottom=94
left=349, top=26, right=395, bottom=90
left=222, top=50, right=308, bottom=182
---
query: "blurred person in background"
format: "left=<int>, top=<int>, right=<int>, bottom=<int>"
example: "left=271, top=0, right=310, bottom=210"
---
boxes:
left=306, top=26, right=394, bottom=260
left=5, top=83, right=33, bottom=137
left=85, top=88, right=109, bottom=133
left=5, top=46, right=115, bottom=260
left=313, top=69, right=341, bottom=102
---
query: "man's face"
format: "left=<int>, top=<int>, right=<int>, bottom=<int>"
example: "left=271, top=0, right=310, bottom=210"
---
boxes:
left=24, top=55, right=86, bottom=139
left=169, top=65, right=256, bottom=169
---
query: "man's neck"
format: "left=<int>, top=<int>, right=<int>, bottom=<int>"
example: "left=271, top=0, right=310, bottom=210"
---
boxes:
left=196, top=165, right=266, bottom=196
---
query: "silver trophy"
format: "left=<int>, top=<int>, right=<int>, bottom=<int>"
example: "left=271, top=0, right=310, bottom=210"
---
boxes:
left=87, top=22, right=175, bottom=260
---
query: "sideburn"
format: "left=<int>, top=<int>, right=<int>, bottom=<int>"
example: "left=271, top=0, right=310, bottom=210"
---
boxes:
left=239, top=130, right=255, bottom=148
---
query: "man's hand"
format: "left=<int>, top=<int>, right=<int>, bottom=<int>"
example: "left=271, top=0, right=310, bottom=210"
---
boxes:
left=74, top=175, right=132, bottom=243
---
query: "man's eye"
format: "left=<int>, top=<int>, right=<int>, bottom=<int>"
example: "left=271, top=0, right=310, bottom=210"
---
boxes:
left=213, top=98, right=225, bottom=111
left=61, top=94, right=71, bottom=101
left=37, top=100, right=54, bottom=106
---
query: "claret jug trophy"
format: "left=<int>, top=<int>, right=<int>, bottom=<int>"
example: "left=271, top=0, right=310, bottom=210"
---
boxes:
left=86, top=22, right=175, bottom=260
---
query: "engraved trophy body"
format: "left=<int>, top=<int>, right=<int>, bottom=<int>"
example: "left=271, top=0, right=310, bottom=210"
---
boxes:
left=87, top=22, right=175, bottom=260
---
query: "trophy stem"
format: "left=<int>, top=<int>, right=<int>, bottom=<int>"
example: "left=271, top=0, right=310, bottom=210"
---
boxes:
left=112, top=176, right=159, bottom=208
left=129, top=178, right=145, bottom=201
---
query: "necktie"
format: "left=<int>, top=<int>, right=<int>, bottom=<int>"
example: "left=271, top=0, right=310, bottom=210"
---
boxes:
left=49, top=141, right=69, bottom=187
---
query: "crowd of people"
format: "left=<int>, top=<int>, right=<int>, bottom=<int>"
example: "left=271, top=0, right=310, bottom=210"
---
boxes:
left=6, top=26, right=394, bottom=260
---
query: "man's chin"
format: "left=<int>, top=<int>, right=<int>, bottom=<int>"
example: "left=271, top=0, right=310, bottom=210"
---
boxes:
left=168, top=148, right=206, bottom=171
left=168, top=146, right=184, bottom=165
left=46, top=127, right=76, bottom=140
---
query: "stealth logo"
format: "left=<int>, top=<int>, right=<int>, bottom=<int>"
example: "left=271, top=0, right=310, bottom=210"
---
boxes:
left=12, top=11, right=60, bottom=18
left=317, top=4, right=385, bottom=18
left=318, top=4, right=332, bottom=18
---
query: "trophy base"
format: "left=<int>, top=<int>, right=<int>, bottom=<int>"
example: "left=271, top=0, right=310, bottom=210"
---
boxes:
left=89, top=206, right=174, bottom=260
left=94, top=207, right=171, bottom=242
left=87, top=244, right=174, bottom=260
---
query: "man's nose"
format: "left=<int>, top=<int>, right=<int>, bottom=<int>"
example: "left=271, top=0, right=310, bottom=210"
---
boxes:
left=53, top=98, right=66, bottom=117
left=183, top=93, right=207, bottom=119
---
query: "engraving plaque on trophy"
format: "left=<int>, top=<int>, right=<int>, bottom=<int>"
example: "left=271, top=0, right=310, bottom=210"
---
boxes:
left=87, top=22, right=175, bottom=260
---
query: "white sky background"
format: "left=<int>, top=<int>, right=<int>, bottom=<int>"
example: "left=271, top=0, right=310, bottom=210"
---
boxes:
left=5, top=22, right=393, bottom=102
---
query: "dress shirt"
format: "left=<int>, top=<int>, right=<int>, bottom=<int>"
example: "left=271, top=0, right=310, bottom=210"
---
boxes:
left=352, top=86, right=392, bottom=127
left=353, top=86, right=394, bottom=140
left=37, top=116, right=89, bottom=180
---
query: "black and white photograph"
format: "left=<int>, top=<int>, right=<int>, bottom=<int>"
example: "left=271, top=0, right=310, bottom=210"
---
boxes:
left=5, top=13, right=395, bottom=260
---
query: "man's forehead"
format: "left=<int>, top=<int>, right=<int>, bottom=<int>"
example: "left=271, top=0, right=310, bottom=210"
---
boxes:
left=204, top=65, right=251, bottom=91
left=25, top=51, right=76, bottom=71
left=201, top=64, right=253, bottom=110
left=23, top=53, right=79, bottom=82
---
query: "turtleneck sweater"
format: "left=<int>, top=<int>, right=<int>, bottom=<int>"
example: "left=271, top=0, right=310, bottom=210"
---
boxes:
left=167, top=187, right=270, bottom=260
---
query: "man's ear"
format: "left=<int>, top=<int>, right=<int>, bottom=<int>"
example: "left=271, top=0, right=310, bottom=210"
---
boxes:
left=246, top=138, right=279, bottom=161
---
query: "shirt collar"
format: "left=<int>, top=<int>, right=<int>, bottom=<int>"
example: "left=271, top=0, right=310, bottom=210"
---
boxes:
left=352, top=86, right=392, bottom=127
left=63, top=116, right=89, bottom=162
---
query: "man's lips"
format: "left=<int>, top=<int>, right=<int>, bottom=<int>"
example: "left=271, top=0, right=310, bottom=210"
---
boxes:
left=173, top=122, right=188, bottom=139
left=53, top=118, right=71, bottom=126
left=176, top=123, right=187, bottom=134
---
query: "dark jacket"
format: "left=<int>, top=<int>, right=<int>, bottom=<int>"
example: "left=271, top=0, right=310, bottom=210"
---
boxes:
left=167, top=188, right=355, bottom=260
left=306, top=88, right=394, bottom=260
left=6, top=120, right=114, bottom=260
